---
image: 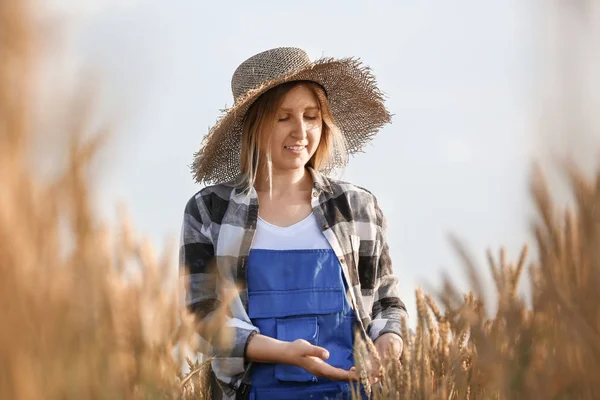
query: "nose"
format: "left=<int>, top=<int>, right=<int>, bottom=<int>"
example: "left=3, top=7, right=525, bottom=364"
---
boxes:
left=290, top=116, right=308, bottom=139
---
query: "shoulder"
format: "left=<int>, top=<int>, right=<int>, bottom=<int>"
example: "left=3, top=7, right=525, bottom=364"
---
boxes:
left=310, top=167, right=377, bottom=204
left=326, top=176, right=378, bottom=204
left=324, top=176, right=387, bottom=227
left=183, top=180, right=238, bottom=224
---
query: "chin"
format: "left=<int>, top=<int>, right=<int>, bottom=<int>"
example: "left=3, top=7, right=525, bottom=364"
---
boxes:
left=274, top=160, right=309, bottom=172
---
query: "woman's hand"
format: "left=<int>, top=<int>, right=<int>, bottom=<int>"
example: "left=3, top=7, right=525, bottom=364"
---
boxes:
left=286, top=339, right=359, bottom=382
left=363, top=333, right=403, bottom=385
left=245, top=334, right=358, bottom=381
left=374, top=333, right=403, bottom=361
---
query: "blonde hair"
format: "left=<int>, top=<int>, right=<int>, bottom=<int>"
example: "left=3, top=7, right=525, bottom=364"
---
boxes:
left=239, top=81, right=346, bottom=191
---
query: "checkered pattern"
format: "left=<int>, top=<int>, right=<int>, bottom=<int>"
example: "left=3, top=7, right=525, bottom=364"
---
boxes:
left=179, top=168, right=408, bottom=399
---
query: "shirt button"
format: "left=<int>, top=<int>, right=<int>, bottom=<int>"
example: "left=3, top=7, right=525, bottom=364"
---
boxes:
left=340, top=258, right=345, bottom=264
left=312, top=190, right=318, bottom=198
left=322, top=224, right=329, bottom=230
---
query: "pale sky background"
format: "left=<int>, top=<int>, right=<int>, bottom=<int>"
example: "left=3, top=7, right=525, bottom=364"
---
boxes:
left=42, top=0, right=553, bottom=322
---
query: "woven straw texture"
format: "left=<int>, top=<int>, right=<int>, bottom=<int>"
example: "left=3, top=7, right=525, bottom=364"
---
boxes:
left=192, top=47, right=391, bottom=184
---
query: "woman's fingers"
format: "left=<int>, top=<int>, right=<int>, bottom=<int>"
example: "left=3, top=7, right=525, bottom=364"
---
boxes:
left=307, top=345, right=330, bottom=360
left=293, top=339, right=330, bottom=360
left=347, top=366, right=360, bottom=381
left=291, top=340, right=359, bottom=382
left=304, top=356, right=359, bottom=381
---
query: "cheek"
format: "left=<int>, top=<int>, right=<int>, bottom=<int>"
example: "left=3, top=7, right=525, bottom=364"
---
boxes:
left=263, top=125, right=285, bottom=151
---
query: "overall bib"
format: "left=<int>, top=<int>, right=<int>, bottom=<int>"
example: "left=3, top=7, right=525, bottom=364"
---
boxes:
left=247, top=248, right=364, bottom=400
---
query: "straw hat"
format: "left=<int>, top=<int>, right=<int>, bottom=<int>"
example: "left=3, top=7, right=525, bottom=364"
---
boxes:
left=191, top=47, right=391, bottom=184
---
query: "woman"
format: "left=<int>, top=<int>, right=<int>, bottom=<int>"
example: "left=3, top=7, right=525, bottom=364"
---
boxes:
left=180, top=47, right=407, bottom=400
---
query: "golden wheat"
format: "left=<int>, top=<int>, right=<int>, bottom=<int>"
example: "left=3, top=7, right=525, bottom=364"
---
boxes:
left=0, top=1, right=222, bottom=398
left=350, top=164, right=600, bottom=399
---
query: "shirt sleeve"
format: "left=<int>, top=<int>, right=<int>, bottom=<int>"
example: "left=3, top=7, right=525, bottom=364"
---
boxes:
left=179, top=193, right=258, bottom=368
left=367, top=194, right=409, bottom=342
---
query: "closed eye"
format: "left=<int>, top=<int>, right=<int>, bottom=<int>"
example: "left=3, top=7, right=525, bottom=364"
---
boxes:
left=278, top=116, right=318, bottom=122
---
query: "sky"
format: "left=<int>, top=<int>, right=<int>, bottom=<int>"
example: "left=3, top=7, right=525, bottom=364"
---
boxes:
left=42, top=0, right=547, bottom=322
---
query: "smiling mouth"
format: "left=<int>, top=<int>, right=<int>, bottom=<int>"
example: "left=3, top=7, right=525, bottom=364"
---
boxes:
left=284, top=145, right=306, bottom=151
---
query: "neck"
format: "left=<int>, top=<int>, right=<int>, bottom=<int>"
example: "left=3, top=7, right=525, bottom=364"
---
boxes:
left=254, top=166, right=312, bottom=195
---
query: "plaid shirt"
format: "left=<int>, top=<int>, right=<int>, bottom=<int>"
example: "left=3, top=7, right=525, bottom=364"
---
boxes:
left=179, top=167, right=407, bottom=399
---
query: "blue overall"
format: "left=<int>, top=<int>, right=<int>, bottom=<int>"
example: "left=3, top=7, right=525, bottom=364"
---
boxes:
left=247, top=248, right=363, bottom=399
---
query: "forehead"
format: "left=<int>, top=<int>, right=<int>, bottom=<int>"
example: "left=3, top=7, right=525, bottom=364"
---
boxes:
left=279, top=84, right=319, bottom=109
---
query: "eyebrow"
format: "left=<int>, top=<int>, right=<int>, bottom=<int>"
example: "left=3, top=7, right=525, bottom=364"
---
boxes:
left=279, top=106, right=320, bottom=112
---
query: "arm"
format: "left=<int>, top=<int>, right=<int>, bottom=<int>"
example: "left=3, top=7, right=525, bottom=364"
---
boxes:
left=368, top=196, right=408, bottom=350
left=179, top=194, right=257, bottom=361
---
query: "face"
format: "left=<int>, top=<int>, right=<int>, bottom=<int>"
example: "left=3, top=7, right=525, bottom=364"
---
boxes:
left=262, top=84, right=322, bottom=173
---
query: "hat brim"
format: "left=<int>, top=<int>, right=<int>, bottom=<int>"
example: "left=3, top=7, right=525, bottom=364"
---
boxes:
left=191, top=57, right=392, bottom=185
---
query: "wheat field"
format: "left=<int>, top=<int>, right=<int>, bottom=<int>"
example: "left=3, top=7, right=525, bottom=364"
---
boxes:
left=2, top=0, right=600, bottom=399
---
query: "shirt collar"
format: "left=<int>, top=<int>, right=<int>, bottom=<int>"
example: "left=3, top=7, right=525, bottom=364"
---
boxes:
left=307, top=167, right=333, bottom=195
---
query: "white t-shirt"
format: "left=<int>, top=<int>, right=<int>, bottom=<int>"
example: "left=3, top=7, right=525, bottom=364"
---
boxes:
left=251, top=213, right=331, bottom=250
